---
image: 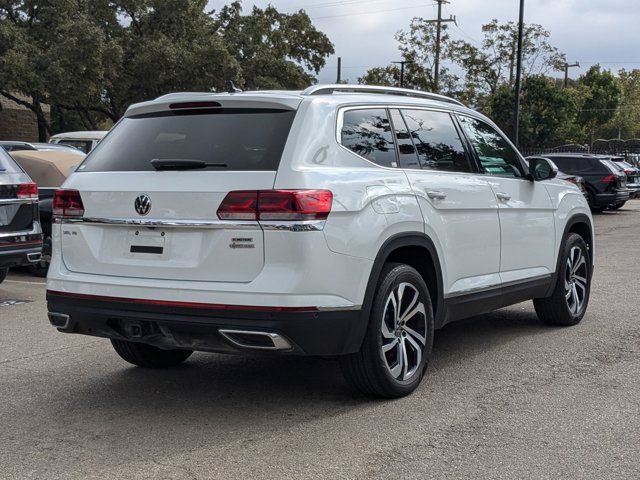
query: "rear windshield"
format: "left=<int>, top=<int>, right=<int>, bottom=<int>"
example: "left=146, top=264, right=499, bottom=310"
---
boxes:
left=0, top=148, right=21, bottom=173
left=77, top=108, right=296, bottom=172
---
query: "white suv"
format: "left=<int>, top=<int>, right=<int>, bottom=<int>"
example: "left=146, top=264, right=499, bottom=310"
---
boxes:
left=47, top=85, right=594, bottom=397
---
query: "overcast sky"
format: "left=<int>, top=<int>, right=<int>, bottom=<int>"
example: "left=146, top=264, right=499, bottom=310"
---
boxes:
left=211, top=0, right=640, bottom=84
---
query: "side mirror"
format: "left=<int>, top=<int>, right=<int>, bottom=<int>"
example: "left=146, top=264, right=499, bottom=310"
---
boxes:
left=528, top=157, right=558, bottom=182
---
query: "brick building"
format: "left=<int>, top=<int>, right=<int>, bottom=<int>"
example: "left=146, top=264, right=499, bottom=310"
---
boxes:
left=0, top=94, right=50, bottom=141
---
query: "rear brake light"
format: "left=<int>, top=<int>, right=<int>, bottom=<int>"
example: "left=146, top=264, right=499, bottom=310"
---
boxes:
left=217, top=190, right=333, bottom=221
left=602, top=174, right=617, bottom=183
left=53, top=189, right=85, bottom=218
left=17, top=182, right=38, bottom=199
left=216, top=191, right=258, bottom=220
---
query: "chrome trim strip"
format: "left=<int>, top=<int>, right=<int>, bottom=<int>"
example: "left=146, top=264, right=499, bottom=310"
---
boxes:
left=60, top=217, right=260, bottom=229
left=443, top=274, right=553, bottom=299
left=218, top=329, right=293, bottom=351
left=0, top=198, right=37, bottom=205
left=259, top=220, right=326, bottom=232
left=317, top=304, right=362, bottom=312
left=59, top=217, right=327, bottom=231
left=0, top=226, right=42, bottom=238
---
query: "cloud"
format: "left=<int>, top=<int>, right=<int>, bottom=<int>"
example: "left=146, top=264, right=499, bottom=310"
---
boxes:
left=213, top=0, right=640, bottom=83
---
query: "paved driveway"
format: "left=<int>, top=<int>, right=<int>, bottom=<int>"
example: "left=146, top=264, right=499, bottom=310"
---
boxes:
left=1, top=202, right=639, bottom=479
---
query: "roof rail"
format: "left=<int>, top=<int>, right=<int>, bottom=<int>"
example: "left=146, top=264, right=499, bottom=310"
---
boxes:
left=302, top=84, right=465, bottom=107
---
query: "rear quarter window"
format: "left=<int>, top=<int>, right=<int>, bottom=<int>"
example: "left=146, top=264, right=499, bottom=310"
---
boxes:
left=0, top=149, right=21, bottom=173
left=77, top=108, right=296, bottom=172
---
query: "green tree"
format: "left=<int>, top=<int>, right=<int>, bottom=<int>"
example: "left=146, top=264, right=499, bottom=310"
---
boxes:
left=605, top=69, right=640, bottom=139
left=214, top=2, right=334, bottom=90
left=490, top=75, right=584, bottom=148
left=449, top=20, right=566, bottom=107
left=0, top=1, right=112, bottom=139
left=90, top=0, right=239, bottom=121
left=578, top=65, right=622, bottom=144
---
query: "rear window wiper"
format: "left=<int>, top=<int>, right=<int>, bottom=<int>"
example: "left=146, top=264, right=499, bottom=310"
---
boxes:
left=150, top=159, right=228, bottom=170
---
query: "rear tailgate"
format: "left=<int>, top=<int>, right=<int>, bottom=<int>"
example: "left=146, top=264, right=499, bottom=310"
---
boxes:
left=59, top=104, right=298, bottom=283
left=60, top=172, right=273, bottom=282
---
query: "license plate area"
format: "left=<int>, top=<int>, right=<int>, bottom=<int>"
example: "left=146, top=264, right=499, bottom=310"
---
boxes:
left=129, top=229, right=166, bottom=255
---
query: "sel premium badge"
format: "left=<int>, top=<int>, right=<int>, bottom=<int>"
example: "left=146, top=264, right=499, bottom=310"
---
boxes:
left=134, top=194, right=152, bottom=216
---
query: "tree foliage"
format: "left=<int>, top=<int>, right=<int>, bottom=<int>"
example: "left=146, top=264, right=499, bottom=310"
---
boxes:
left=0, top=0, right=334, bottom=140
left=577, top=65, right=622, bottom=143
left=215, top=2, right=334, bottom=90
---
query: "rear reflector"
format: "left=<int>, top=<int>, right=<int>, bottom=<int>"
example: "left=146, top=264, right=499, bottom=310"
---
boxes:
left=53, top=189, right=85, bottom=218
left=17, top=182, right=38, bottom=199
left=217, top=190, right=332, bottom=221
left=46, top=290, right=319, bottom=312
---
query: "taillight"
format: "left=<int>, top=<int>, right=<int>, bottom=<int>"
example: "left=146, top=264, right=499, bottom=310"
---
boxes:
left=53, top=189, right=85, bottom=218
left=624, top=169, right=633, bottom=175
left=602, top=174, right=617, bottom=183
left=216, top=191, right=258, bottom=220
left=17, top=182, right=38, bottom=199
left=217, top=190, right=333, bottom=221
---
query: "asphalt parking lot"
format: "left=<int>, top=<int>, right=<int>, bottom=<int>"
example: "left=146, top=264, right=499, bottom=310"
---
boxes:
left=1, top=202, right=639, bottom=480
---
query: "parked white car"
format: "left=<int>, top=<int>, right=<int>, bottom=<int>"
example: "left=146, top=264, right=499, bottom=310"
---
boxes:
left=46, top=85, right=594, bottom=397
left=49, top=131, right=107, bottom=154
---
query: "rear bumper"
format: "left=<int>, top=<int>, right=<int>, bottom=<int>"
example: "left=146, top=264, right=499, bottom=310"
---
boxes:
left=46, top=291, right=366, bottom=356
left=0, top=243, right=42, bottom=269
left=593, top=191, right=629, bottom=207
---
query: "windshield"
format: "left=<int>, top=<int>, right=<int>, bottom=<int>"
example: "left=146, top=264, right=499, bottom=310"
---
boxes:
left=78, top=108, right=296, bottom=172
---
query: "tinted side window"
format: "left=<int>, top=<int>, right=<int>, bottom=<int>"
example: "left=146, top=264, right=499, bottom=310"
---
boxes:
left=458, top=116, right=524, bottom=178
left=341, top=109, right=397, bottom=168
left=0, top=148, right=21, bottom=173
left=402, top=109, right=472, bottom=173
left=389, top=109, right=419, bottom=169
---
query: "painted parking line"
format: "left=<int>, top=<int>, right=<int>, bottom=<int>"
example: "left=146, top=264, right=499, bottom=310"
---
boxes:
left=4, top=279, right=46, bottom=286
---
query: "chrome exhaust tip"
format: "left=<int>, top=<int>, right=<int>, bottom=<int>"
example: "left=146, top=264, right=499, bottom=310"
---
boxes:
left=218, top=329, right=292, bottom=351
left=27, top=252, right=42, bottom=263
left=48, top=312, right=70, bottom=329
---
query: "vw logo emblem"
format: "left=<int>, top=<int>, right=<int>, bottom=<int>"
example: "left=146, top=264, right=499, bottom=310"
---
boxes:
left=134, top=194, right=151, bottom=216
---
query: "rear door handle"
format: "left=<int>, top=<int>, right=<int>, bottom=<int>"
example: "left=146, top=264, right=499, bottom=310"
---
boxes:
left=496, top=192, right=511, bottom=201
left=426, top=190, right=447, bottom=200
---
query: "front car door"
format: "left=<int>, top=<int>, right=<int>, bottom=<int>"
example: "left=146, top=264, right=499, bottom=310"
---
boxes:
left=456, top=115, right=557, bottom=285
left=392, top=108, right=501, bottom=297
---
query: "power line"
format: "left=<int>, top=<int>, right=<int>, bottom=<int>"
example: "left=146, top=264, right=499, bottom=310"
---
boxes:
left=304, top=0, right=417, bottom=9
left=312, top=3, right=436, bottom=20
left=424, top=0, right=457, bottom=93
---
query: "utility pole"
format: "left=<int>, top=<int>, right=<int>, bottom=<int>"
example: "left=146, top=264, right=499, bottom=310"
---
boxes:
left=336, top=57, right=342, bottom=84
left=391, top=60, right=412, bottom=88
left=513, top=0, right=525, bottom=148
left=425, top=0, right=456, bottom=93
left=563, top=62, right=580, bottom=87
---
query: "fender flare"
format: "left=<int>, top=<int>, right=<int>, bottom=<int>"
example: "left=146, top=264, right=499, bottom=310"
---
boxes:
left=545, top=213, right=593, bottom=296
left=345, top=232, right=445, bottom=354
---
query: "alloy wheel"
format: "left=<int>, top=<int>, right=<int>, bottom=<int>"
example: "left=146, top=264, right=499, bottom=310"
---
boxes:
left=565, top=246, right=588, bottom=315
left=380, top=282, right=427, bottom=381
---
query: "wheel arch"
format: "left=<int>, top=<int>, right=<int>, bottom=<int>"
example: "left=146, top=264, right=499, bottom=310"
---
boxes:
left=545, top=213, right=594, bottom=297
left=352, top=233, right=445, bottom=351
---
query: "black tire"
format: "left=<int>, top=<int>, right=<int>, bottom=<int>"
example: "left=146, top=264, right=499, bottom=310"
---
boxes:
left=340, top=263, right=434, bottom=398
left=608, top=201, right=626, bottom=211
left=0, top=268, right=8, bottom=284
left=534, top=233, right=591, bottom=327
left=111, top=339, right=193, bottom=368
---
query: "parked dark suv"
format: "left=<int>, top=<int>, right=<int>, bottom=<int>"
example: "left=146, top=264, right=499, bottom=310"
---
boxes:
left=0, top=148, right=43, bottom=283
left=543, top=154, right=630, bottom=211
